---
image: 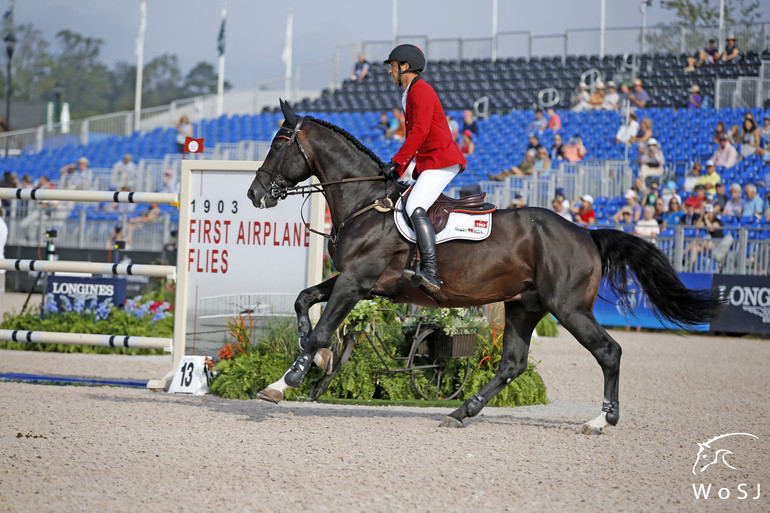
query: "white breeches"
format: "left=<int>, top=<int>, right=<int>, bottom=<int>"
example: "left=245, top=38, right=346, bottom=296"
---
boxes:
left=404, top=163, right=461, bottom=217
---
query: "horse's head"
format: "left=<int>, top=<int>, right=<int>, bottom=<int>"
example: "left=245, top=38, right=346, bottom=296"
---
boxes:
left=247, top=99, right=312, bottom=209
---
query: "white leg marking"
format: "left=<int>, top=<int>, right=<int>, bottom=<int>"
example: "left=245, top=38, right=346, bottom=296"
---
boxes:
left=585, top=412, right=610, bottom=431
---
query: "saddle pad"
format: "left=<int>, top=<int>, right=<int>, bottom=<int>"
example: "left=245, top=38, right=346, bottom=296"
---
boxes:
left=394, top=196, right=493, bottom=244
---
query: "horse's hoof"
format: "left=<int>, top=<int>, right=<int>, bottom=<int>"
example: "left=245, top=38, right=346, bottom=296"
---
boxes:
left=439, top=416, right=464, bottom=428
left=315, top=348, right=334, bottom=375
left=580, top=423, right=603, bottom=435
left=256, top=388, right=283, bottom=404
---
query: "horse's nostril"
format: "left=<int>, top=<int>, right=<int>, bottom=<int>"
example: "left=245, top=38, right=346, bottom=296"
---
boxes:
left=247, top=189, right=254, bottom=200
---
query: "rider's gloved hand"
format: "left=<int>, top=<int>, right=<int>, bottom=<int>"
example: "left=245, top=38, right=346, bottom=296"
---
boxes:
left=380, top=160, right=400, bottom=181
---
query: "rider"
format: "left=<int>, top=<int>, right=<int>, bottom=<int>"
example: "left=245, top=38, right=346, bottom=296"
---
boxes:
left=380, top=44, right=466, bottom=293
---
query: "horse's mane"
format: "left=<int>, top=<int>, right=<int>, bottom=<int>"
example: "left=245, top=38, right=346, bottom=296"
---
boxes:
left=307, top=116, right=385, bottom=168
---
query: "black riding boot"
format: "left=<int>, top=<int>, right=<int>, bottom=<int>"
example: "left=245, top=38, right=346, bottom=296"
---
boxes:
left=408, top=207, right=442, bottom=293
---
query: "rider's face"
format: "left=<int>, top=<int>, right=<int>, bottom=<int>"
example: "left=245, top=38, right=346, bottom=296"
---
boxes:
left=387, top=61, right=406, bottom=85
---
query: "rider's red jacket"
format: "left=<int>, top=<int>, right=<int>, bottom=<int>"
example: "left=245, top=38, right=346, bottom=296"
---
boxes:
left=392, top=77, right=466, bottom=178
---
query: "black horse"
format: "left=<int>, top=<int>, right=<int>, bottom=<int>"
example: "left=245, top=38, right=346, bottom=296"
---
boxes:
left=247, top=100, right=722, bottom=434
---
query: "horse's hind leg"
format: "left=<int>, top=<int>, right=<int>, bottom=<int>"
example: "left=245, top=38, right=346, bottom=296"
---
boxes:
left=440, top=301, right=545, bottom=428
left=558, top=311, right=622, bottom=435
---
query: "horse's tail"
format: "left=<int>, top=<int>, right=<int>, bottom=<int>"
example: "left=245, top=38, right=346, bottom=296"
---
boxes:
left=589, top=229, right=723, bottom=329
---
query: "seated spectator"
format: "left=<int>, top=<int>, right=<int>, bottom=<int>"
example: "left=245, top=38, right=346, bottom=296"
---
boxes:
left=546, top=107, right=561, bottom=132
left=615, top=207, right=635, bottom=226
left=533, top=147, right=551, bottom=176
left=759, top=116, right=770, bottom=148
left=349, top=54, right=370, bottom=81
left=720, top=34, right=740, bottom=62
left=602, top=81, right=619, bottom=110
left=680, top=197, right=701, bottom=225
left=683, top=162, right=702, bottom=193
left=613, top=189, right=642, bottom=223
left=688, top=203, right=723, bottom=269
left=695, top=159, right=721, bottom=195
left=446, top=114, right=459, bottom=141
left=739, top=116, right=764, bottom=159
left=687, top=85, right=702, bottom=109
left=510, top=194, right=526, bottom=209
left=549, top=133, right=565, bottom=161
left=633, top=205, right=660, bottom=241
left=554, top=187, right=570, bottom=210
left=727, top=124, right=740, bottom=145
left=683, top=54, right=697, bottom=73
left=711, top=182, right=729, bottom=213
left=377, top=112, right=390, bottom=137
left=526, top=132, right=545, bottom=154
left=712, top=121, right=726, bottom=145
left=758, top=154, right=770, bottom=187
left=570, top=82, right=591, bottom=112
left=722, top=183, right=746, bottom=217
left=59, top=157, right=90, bottom=190
left=562, top=135, right=586, bottom=163
left=488, top=149, right=536, bottom=180
left=461, top=110, right=478, bottom=137
left=110, top=153, right=136, bottom=190
left=661, top=180, right=682, bottom=211
left=571, top=194, right=596, bottom=226
left=628, top=78, right=649, bottom=110
left=689, top=185, right=710, bottom=210
left=711, top=133, right=738, bottom=169
left=741, top=184, right=764, bottom=219
left=587, top=82, right=605, bottom=110
left=551, top=196, right=572, bottom=221
left=698, top=38, right=720, bottom=65
left=157, top=169, right=179, bottom=194
left=527, top=108, right=547, bottom=133
left=630, top=117, right=653, bottom=144
left=639, top=138, right=665, bottom=181
left=618, top=82, right=631, bottom=110
left=389, top=108, right=405, bottom=141
left=663, top=197, right=684, bottom=228
left=105, top=223, right=128, bottom=251
left=459, top=130, right=475, bottom=157
left=764, top=190, right=770, bottom=221
left=615, top=111, right=640, bottom=144
left=641, top=180, right=660, bottom=208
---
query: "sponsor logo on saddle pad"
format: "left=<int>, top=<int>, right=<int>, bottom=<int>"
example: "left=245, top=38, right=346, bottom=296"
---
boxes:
left=690, top=432, right=762, bottom=501
left=393, top=201, right=492, bottom=244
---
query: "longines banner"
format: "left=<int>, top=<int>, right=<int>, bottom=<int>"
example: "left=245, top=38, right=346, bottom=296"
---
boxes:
left=46, top=275, right=126, bottom=310
left=593, top=273, right=770, bottom=336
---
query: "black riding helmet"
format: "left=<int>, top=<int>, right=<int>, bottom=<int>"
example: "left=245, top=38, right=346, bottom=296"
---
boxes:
left=383, top=44, right=426, bottom=73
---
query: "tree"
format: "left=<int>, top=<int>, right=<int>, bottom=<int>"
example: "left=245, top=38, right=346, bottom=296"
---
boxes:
left=181, top=61, right=232, bottom=98
left=141, top=53, right=183, bottom=108
left=107, top=61, right=138, bottom=112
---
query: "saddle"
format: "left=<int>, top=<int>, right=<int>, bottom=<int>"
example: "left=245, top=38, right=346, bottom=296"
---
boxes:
left=402, top=188, right=497, bottom=233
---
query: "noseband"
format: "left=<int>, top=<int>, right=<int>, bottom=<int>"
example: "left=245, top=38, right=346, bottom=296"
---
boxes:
left=253, top=116, right=311, bottom=201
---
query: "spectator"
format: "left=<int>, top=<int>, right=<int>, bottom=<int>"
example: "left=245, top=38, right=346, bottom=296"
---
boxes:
left=105, top=223, right=128, bottom=251
left=59, top=157, right=90, bottom=190
left=633, top=205, right=660, bottom=241
left=663, top=197, right=685, bottom=228
left=587, top=82, right=605, bottom=110
left=551, top=196, right=572, bottom=221
left=389, top=107, right=405, bottom=141
left=602, top=81, right=619, bottom=110
left=711, top=133, right=738, bottom=169
left=661, top=180, right=682, bottom=211
left=764, top=190, right=770, bottom=221
left=683, top=54, right=697, bottom=73
left=738, top=116, right=763, bottom=159
left=698, top=38, right=721, bottom=65
left=546, top=107, right=561, bottom=132
left=174, top=114, right=193, bottom=153
left=618, top=82, right=631, bottom=108
left=572, top=194, right=596, bottom=226
left=549, top=133, right=565, bottom=161
left=687, top=85, right=702, bottom=109
left=683, top=162, right=702, bottom=193
left=459, top=129, right=475, bottom=157
left=461, top=110, right=478, bottom=137
left=726, top=124, right=740, bottom=145
left=628, top=78, right=649, bottom=110
left=527, top=108, right=547, bottom=133
left=106, top=186, right=137, bottom=215
left=696, top=159, right=721, bottom=195
left=615, top=111, right=640, bottom=144
left=533, top=146, right=552, bottom=176
left=688, top=203, right=723, bottom=269
left=158, top=169, right=179, bottom=194
left=613, top=189, right=642, bottom=223
left=639, top=138, right=665, bottom=181
left=720, top=34, right=740, bottom=62
left=554, top=187, right=570, bottom=210
left=446, top=114, right=459, bottom=141
left=741, top=184, right=764, bottom=219
left=652, top=197, right=666, bottom=224
left=712, top=121, right=726, bottom=145
left=18, top=175, right=58, bottom=243
left=680, top=197, right=701, bottom=225
left=526, top=132, right=545, bottom=154
left=630, top=117, right=653, bottom=144
left=759, top=116, right=770, bottom=148
left=349, top=54, right=370, bottom=81
left=688, top=184, right=710, bottom=210
left=571, top=82, right=591, bottom=112
left=615, top=207, right=635, bottom=227
left=562, top=135, right=586, bottom=163
left=488, top=149, right=536, bottom=180
left=641, top=179, right=660, bottom=208
left=510, top=194, right=526, bottom=209
left=110, top=153, right=136, bottom=190
left=711, top=183, right=729, bottom=213
left=722, top=183, right=746, bottom=217
left=377, top=112, right=390, bottom=137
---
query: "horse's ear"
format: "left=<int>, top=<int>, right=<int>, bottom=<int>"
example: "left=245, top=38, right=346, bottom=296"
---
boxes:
left=279, top=98, right=298, bottom=128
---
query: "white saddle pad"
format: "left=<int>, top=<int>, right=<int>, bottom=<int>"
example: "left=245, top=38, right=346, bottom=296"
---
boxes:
left=394, top=196, right=493, bottom=244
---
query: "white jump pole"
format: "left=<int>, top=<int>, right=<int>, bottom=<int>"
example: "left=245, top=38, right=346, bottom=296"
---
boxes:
left=0, top=188, right=178, bottom=205
left=0, top=259, right=175, bottom=278
left=0, top=329, right=171, bottom=350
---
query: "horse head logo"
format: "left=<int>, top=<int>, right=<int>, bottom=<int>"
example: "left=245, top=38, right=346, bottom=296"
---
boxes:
left=692, top=433, right=758, bottom=475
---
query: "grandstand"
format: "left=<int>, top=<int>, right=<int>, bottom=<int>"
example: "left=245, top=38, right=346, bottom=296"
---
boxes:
left=1, top=25, right=768, bottom=275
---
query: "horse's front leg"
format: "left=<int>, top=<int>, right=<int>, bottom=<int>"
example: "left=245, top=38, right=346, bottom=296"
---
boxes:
left=257, top=272, right=371, bottom=403
left=295, top=275, right=338, bottom=351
